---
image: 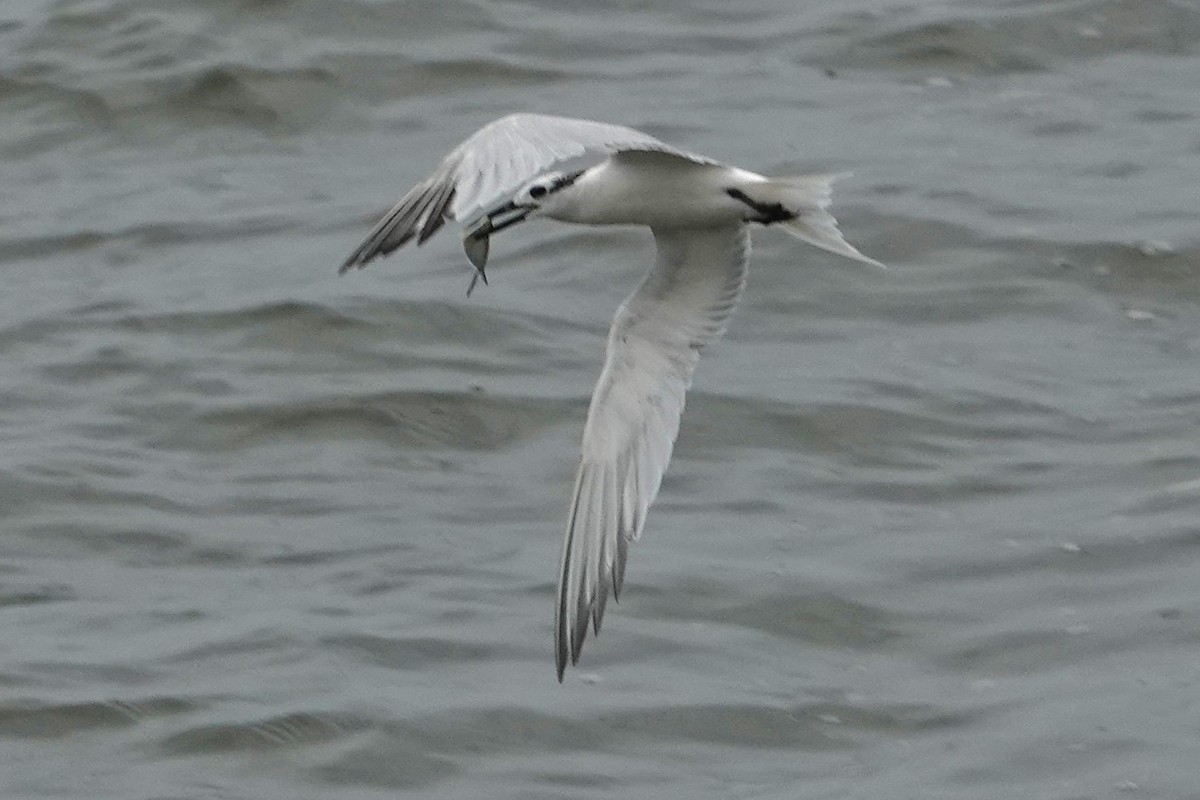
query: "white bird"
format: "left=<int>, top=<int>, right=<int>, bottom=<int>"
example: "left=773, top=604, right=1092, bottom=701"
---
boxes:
left=340, top=113, right=882, bottom=680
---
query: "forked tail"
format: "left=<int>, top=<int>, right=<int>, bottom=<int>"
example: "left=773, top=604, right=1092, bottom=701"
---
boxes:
left=743, top=174, right=884, bottom=268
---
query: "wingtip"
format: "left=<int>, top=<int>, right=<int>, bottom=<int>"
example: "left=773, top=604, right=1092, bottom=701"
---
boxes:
left=554, top=616, right=575, bottom=682
left=338, top=241, right=379, bottom=275
left=847, top=247, right=888, bottom=271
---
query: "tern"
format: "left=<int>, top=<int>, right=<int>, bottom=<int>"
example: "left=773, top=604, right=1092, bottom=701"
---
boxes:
left=340, top=113, right=881, bottom=680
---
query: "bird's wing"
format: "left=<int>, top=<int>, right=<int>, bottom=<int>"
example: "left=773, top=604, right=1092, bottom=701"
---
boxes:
left=339, top=113, right=716, bottom=273
left=555, top=223, right=750, bottom=679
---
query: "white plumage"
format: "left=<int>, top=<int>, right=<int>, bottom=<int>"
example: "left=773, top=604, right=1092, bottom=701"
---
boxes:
left=340, top=113, right=881, bottom=680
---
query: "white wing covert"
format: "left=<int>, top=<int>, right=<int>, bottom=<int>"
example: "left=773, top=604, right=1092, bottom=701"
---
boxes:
left=339, top=113, right=714, bottom=273
left=555, top=224, right=750, bottom=679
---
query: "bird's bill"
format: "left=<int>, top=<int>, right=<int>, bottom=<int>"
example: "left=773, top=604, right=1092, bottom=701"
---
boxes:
left=462, top=200, right=535, bottom=266
left=461, top=200, right=536, bottom=296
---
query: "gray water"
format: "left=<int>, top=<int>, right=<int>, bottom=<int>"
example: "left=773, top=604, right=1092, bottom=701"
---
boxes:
left=3, top=0, right=1200, bottom=797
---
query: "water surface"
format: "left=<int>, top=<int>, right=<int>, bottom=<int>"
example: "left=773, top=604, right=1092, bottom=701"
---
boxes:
left=3, top=0, right=1200, bottom=797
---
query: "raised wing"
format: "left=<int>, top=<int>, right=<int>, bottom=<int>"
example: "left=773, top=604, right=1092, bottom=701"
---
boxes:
left=339, top=113, right=714, bottom=273
left=555, top=223, right=750, bottom=679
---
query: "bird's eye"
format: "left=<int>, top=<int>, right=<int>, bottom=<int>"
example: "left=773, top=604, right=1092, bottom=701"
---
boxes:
left=528, top=185, right=548, bottom=198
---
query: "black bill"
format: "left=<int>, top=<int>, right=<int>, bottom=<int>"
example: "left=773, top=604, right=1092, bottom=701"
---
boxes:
left=461, top=200, right=535, bottom=296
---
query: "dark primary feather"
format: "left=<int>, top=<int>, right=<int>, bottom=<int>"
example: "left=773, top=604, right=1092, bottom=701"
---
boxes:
left=339, top=182, right=457, bottom=273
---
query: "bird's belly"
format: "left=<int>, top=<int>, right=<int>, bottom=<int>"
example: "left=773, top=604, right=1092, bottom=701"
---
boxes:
left=609, top=191, right=745, bottom=227
left=557, top=162, right=757, bottom=228
left=588, top=190, right=745, bottom=228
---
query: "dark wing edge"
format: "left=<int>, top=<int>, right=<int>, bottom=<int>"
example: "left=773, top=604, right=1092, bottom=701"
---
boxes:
left=338, top=176, right=457, bottom=274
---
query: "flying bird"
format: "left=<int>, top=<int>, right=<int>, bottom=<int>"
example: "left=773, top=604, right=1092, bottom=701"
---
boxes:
left=340, top=113, right=881, bottom=680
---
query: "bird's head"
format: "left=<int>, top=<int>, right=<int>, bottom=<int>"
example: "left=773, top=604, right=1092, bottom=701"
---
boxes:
left=462, top=169, right=585, bottom=276
left=509, top=169, right=585, bottom=215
